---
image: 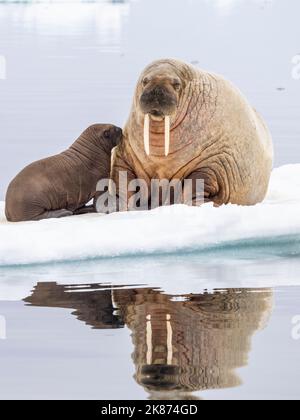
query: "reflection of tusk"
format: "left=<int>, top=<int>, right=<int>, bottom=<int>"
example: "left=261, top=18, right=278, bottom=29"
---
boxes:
left=166, top=314, right=173, bottom=365
left=165, top=116, right=170, bottom=157
left=146, top=314, right=152, bottom=365
left=144, top=114, right=150, bottom=156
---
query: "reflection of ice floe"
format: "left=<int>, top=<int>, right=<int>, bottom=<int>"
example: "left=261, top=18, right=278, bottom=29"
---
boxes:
left=1, top=249, right=300, bottom=301
left=0, top=2, right=130, bottom=52
left=0, top=164, right=300, bottom=268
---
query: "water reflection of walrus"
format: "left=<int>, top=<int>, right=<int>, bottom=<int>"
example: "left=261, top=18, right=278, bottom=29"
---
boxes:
left=103, top=59, right=273, bottom=211
left=5, top=124, right=122, bottom=222
left=25, top=284, right=273, bottom=399
left=113, top=288, right=273, bottom=398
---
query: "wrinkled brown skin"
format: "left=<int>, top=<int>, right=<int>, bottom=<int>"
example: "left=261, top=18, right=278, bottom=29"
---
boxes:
left=5, top=124, right=122, bottom=222
left=110, top=59, right=274, bottom=209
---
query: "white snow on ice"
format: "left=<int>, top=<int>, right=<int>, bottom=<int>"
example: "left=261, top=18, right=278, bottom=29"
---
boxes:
left=0, top=164, right=300, bottom=268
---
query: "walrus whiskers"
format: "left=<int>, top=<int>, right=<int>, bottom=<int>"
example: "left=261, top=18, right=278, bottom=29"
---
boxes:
left=144, top=114, right=150, bottom=156
left=165, top=116, right=170, bottom=156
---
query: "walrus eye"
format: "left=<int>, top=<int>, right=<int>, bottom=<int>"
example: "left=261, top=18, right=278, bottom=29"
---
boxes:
left=173, top=81, right=181, bottom=91
left=103, top=130, right=110, bottom=139
left=142, top=77, right=150, bottom=87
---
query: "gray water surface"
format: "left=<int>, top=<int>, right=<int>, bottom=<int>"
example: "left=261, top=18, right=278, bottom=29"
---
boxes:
left=0, top=255, right=300, bottom=400
left=0, top=277, right=300, bottom=400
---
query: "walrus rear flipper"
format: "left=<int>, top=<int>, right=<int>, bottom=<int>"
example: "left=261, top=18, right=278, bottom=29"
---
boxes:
left=33, top=209, right=73, bottom=221
left=6, top=207, right=73, bottom=222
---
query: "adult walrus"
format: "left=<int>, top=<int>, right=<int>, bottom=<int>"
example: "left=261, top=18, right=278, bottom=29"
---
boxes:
left=5, top=124, right=122, bottom=222
left=105, top=59, right=273, bottom=211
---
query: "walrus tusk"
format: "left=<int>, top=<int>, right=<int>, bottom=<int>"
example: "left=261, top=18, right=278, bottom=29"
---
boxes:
left=144, top=114, right=170, bottom=157
left=144, top=114, right=150, bottom=156
left=165, top=116, right=170, bottom=156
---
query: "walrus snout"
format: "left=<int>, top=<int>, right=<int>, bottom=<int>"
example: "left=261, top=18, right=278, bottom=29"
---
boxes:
left=109, top=126, right=122, bottom=136
left=139, top=364, right=180, bottom=390
left=140, top=83, right=177, bottom=157
left=140, top=85, right=177, bottom=118
left=111, top=126, right=122, bottom=141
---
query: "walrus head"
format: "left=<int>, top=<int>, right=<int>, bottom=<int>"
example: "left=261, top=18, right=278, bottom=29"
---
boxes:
left=140, top=77, right=180, bottom=121
left=136, top=60, right=193, bottom=157
left=69, top=124, right=123, bottom=168
left=96, top=124, right=123, bottom=148
left=80, top=124, right=122, bottom=151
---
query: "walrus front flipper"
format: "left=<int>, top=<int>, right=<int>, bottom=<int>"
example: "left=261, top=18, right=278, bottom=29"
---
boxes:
left=73, top=205, right=96, bottom=216
left=34, top=209, right=73, bottom=221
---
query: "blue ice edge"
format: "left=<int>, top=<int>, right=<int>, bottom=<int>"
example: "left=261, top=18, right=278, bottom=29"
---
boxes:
left=1, top=233, right=300, bottom=270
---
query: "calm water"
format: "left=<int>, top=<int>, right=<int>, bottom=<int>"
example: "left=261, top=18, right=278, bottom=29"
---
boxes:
left=0, top=255, right=300, bottom=400
left=0, top=0, right=300, bottom=400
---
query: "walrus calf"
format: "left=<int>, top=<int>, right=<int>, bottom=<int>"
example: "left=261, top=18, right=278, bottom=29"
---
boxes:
left=106, top=59, right=273, bottom=211
left=5, top=124, right=122, bottom=222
